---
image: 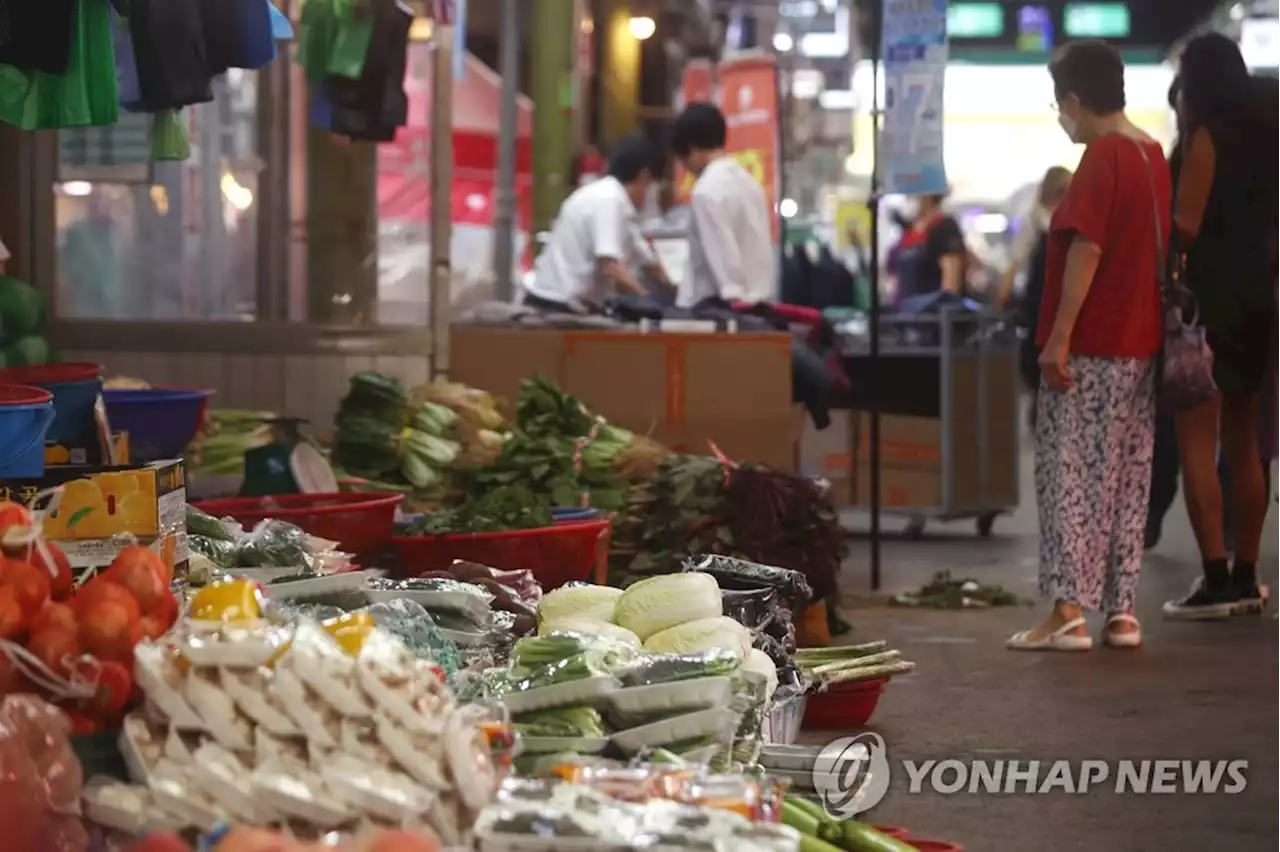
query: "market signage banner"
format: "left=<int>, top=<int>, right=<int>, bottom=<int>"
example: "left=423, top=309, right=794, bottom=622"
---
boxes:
left=880, top=0, right=949, bottom=196
left=717, top=54, right=782, bottom=242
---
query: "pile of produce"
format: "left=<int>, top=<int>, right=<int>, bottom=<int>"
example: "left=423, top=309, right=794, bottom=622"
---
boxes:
left=185, top=506, right=351, bottom=582
left=405, top=484, right=554, bottom=536
left=891, top=570, right=1025, bottom=609
left=477, top=775, right=801, bottom=852
left=782, top=796, right=916, bottom=852
left=0, top=505, right=180, bottom=733
left=610, top=455, right=844, bottom=602
left=475, top=566, right=804, bottom=774
left=794, top=641, right=916, bottom=689
left=83, top=601, right=514, bottom=844
left=184, top=410, right=275, bottom=478
left=331, top=372, right=463, bottom=497
left=410, top=379, right=508, bottom=469
left=464, top=376, right=669, bottom=512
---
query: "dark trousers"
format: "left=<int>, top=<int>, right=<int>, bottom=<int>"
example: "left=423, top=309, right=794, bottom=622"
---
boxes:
left=1148, top=412, right=1273, bottom=544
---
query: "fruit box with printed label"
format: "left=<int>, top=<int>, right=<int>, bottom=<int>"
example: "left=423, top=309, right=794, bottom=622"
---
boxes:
left=0, top=459, right=187, bottom=542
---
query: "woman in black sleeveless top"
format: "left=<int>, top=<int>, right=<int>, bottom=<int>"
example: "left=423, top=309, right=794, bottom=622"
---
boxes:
left=1163, top=35, right=1280, bottom=620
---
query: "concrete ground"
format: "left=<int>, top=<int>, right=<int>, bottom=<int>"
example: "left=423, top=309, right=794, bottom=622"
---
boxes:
left=824, top=447, right=1279, bottom=851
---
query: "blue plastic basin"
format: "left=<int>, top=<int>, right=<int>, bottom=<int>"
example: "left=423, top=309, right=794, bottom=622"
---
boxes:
left=552, top=506, right=600, bottom=523
left=102, top=388, right=212, bottom=461
left=0, top=384, right=55, bottom=478
left=0, top=363, right=103, bottom=448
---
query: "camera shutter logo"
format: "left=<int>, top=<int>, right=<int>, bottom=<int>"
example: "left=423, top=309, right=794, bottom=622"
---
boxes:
left=812, top=733, right=891, bottom=819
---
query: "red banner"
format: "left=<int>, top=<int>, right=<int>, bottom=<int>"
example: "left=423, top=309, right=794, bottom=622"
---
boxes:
left=712, top=54, right=782, bottom=241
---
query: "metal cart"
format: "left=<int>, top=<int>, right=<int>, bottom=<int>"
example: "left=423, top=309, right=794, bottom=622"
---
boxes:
left=836, top=307, right=1022, bottom=539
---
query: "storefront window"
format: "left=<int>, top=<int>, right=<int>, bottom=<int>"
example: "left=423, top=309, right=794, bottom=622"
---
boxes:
left=53, top=72, right=260, bottom=321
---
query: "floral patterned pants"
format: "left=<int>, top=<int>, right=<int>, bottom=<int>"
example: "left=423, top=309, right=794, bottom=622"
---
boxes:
left=1035, top=355, right=1157, bottom=613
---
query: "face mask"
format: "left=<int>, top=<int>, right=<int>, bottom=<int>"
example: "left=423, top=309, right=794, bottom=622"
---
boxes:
left=1057, top=112, right=1078, bottom=141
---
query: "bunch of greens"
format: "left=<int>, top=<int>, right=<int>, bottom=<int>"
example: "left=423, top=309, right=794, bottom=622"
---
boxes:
left=511, top=706, right=607, bottom=738
left=891, top=570, right=1026, bottom=609
left=331, top=371, right=461, bottom=494
left=187, top=410, right=274, bottom=477
left=409, top=484, right=553, bottom=536
left=609, top=455, right=845, bottom=601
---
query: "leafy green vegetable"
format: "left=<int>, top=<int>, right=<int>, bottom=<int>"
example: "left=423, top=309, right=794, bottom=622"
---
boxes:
left=512, top=706, right=607, bottom=738
left=410, top=485, right=553, bottom=536
left=186, top=506, right=237, bottom=541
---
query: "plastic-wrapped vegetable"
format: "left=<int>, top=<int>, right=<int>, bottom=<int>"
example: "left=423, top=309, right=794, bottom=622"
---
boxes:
left=720, top=587, right=779, bottom=633
left=512, top=706, right=607, bottom=738
left=683, top=555, right=813, bottom=609
left=508, top=633, right=634, bottom=690
left=236, top=519, right=311, bottom=568
left=185, top=505, right=239, bottom=542
left=614, top=648, right=742, bottom=688
left=188, top=534, right=241, bottom=571
left=537, top=584, right=622, bottom=629
left=762, top=606, right=797, bottom=655
left=752, top=633, right=790, bottom=670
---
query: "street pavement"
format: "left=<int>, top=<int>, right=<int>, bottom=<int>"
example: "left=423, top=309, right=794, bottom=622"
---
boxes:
left=825, top=446, right=1279, bottom=851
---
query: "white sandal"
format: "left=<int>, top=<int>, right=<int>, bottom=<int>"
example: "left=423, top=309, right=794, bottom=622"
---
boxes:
left=1102, top=614, right=1142, bottom=648
left=1006, top=617, right=1093, bottom=652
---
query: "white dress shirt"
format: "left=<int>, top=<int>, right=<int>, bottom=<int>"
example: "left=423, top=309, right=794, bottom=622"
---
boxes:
left=526, top=176, right=639, bottom=307
left=679, top=156, right=777, bottom=308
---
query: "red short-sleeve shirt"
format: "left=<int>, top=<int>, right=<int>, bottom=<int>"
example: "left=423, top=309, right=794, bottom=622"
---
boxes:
left=1035, top=134, right=1170, bottom=358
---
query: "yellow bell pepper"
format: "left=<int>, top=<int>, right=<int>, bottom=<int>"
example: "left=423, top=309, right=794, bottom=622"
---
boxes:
left=190, top=579, right=263, bottom=622
left=323, top=611, right=376, bottom=655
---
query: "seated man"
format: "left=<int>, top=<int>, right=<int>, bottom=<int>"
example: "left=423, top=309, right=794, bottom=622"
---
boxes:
left=523, top=134, right=671, bottom=313
left=668, top=102, right=776, bottom=308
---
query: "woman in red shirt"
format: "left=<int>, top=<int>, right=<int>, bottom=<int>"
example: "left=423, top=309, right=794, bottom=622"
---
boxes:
left=1007, top=41, right=1169, bottom=652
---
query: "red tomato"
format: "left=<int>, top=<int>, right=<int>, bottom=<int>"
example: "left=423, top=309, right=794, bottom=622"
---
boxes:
left=77, top=594, right=142, bottom=663
left=65, top=712, right=99, bottom=737
left=29, top=602, right=77, bottom=635
left=108, top=544, right=169, bottom=588
left=26, top=626, right=83, bottom=678
left=0, top=655, right=29, bottom=695
left=28, top=542, right=74, bottom=602
left=102, top=557, right=168, bottom=615
left=0, top=586, right=22, bottom=640
left=76, top=659, right=132, bottom=716
left=72, top=579, right=141, bottom=616
left=2, top=560, right=50, bottom=624
left=0, top=501, right=31, bottom=534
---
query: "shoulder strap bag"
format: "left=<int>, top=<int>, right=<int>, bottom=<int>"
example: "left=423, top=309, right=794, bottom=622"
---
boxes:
left=1132, top=137, right=1218, bottom=413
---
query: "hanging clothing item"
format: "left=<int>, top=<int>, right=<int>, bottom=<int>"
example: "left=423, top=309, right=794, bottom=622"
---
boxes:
left=112, top=11, right=144, bottom=111
left=200, top=0, right=276, bottom=74
left=323, top=0, right=410, bottom=142
left=0, top=0, right=75, bottom=74
left=129, top=0, right=214, bottom=110
left=0, top=0, right=118, bottom=130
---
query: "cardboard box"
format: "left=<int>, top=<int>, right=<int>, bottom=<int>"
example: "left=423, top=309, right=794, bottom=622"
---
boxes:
left=44, top=432, right=131, bottom=467
left=799, top=411, right=853, bottom=504
left=0, top=460, right=186, bottom=542
left=451, top=327, right=796, bottom=469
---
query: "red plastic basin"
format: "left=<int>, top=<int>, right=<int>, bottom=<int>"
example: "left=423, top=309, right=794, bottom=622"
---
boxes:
left=903, top=840, right=964, bottom=852
left=802, top=676, right=888, bottom=730
left=0, top=384, right=53, bottom=406
left=392, top=519, right=611, bottom=589
left=194, top=492, right=403, bottom=554
left=870, top=826, right=910, bottom=839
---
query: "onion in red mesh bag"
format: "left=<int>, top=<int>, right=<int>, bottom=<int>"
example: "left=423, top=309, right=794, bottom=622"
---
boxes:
left=0, top=695, right=88, bottom=852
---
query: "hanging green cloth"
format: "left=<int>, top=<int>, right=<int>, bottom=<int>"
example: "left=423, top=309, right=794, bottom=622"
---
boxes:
left=297, top=0, right=373, bottom=85
left=150, top=110, right=191, bottom=161
left=0, top=0, right=118, bottom=130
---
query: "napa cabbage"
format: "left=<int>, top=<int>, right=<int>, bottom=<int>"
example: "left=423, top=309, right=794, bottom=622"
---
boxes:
left=537, top=584, right=623, bottom=628
left=642, top=616, right=752, bottom=659
left=613, top=573, right=722, bottom=640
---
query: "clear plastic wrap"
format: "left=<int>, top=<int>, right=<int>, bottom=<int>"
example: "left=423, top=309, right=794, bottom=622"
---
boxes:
left=721, top=587, right=781, bottom=634
left=508, top=633, right=636, bottom=691
left=0, top=696, right=89, bottom=852
left=683, top=555, right=813, bottom=610
left=613, top=649, right=742, bottom=688
left=236, top=519, right=313, bottom=568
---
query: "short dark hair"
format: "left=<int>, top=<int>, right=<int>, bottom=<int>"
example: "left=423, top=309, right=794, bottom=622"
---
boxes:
left=1167, top=76, right=1181, bottom=111
left=1050, top=41, right=1126, bottom=114
left=607, top=134, right=661, bottom=184
left=669, top=102, right=727, bottom=156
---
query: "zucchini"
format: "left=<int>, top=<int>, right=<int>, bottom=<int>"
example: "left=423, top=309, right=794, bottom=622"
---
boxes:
left=840, top=822, right=918, bottom=852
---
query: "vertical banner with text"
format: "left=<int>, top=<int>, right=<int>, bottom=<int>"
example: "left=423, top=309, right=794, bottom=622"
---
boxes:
left=673, top=59, right=717, bottom=205
left=717, top=54, right=782, bottom=241
left=880, top=0, right=949, bottom=196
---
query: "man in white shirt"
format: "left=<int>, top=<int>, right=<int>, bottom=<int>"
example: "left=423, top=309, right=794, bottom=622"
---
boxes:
left=669, top=103, right=777, bottom=308
left=525, top=135, right=672, bottom=313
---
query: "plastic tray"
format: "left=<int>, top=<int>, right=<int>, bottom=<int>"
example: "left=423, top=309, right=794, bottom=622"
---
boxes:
left=393, top=519, right=611, bottom=590
left=608, top=677, right=732, bottom=717
left=262, top=570, right=372, bottom=600
left=501, top=676, right=619, bottom=714
left=195, top=492, right=404, bottom=555
left=759, top=744, right=824, bottom=773
left=517, top=736, right=611, bottom=755
left=762, top=694, right=808, bottom=745
left=611, top=708, right=739, bottom=755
